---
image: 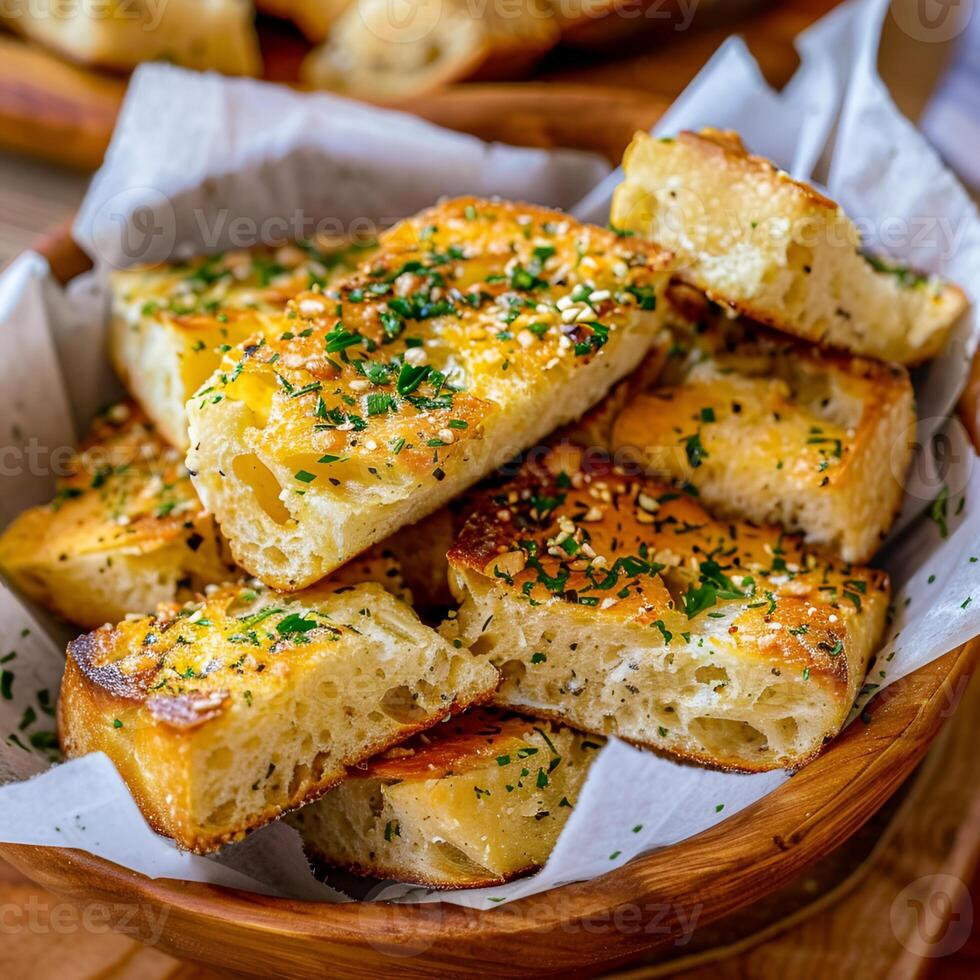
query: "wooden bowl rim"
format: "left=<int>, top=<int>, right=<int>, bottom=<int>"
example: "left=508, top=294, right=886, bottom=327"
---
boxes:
left=2, top=86, right=977, bottom=972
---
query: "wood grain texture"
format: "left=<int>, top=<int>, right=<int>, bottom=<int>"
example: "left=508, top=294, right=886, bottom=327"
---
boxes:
left=3, top=667, right=978, bottom=979
left=613, top=670, right=980, bottom=978
left=0, top=36, right=124, bottom=169
left=2, top=631, right=975, bottom=977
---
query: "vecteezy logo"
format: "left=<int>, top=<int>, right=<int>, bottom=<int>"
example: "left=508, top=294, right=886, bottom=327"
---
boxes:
left=892, top=416, right=973, bottom=503
left=357, top=0, right=445, bottom=46
left=890, top=873, right=973, bottom=957
left=87, top=186, right=177, bottom=268
left=891, top=0, right=972, bottom=43
left=355, top=879, right=447, bottom=958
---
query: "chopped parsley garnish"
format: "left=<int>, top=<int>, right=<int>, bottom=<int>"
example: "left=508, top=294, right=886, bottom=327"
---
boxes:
left=396, top=362, right=430, bottom=397
left=681, top=431, right=708, bottom=468
left=276, top=613, right=319, bottom=636
left=324, top=324, right=363, bottom=353
left=925, top=484, right=949, bottom=539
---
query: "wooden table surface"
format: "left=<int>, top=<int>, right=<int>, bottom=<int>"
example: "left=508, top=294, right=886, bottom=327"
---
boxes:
left=0, top=0, right=976, bottom=976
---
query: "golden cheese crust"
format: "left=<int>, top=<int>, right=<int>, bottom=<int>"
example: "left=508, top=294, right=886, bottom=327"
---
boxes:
left=186, top=197, right=672, bottom=591
left=0, top=402, right=238, bottom=629
left=58, top=580, right=499, bottom=853
left=609, top=288, right=916, bottom=562
left=445, top=445, right=889, bottom=771
left=289, top=708, right=600, bottom=888
left=110, top=239, right=375, bottom=448
left=612, top=129, right=967, bottom=365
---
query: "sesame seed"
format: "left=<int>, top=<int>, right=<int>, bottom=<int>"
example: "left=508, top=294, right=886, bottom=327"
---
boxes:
left=404, top=346, right=428, bottom=366
left=299, top=297, right=327, bottom=316
left=637, top=492, right=659, bottom=513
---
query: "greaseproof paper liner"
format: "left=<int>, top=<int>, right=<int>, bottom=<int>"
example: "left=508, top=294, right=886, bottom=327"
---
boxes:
left=1, top=0, right=978, bottom=911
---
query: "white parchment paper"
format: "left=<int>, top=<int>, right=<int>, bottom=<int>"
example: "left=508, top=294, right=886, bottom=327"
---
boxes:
left=1, top=0, right=978, bottom=911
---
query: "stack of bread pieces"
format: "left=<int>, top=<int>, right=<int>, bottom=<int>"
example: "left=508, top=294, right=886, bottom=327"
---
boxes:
left=0, top=131, right=966, bottom=890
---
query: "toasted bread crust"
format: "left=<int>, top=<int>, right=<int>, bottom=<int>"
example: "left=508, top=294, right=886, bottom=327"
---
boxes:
left=59, top=653, right=493, bottom=852
left=302, top=842, right=536, bottom=891
left=1, top=0, right=261, bottom=74
left=613, top=129, right=968, bottom=365
left=291, top=708, right=598, bottom=886
left=110, top=240, right=374, bottom=447
left=301, top=0, right=559, bottom=102
left=59, top=580, right=499, bottom=853
left=446, top=445, right=889, bottom=769
left=0, top=402, right=238, bottom=629
left=186, top=197, right=672, bottom=591
left=608, top=294, right=916, bottom=562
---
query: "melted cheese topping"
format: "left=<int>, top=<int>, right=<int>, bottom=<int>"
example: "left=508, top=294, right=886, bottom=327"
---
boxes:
left=71, top=581, right=366, bottom=713
left=362, top=710, right=554, bottom=781
left=449, top=445, right=889, bottom=684
left=190, top=198, right=670, bottom=499
left=112, top=238, right=376, bottom=377
left=32, top=402, right=202, bottom=557
left=622, top=305, right=910, bottom=490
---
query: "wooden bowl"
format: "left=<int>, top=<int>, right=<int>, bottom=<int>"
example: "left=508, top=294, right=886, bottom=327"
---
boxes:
left=1, top=86, right=978, bottom=979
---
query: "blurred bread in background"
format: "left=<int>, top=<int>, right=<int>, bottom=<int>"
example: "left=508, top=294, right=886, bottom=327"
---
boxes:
left=0, top=0, right=261, bottom=74
left=301, top=0, right=560, bottom=103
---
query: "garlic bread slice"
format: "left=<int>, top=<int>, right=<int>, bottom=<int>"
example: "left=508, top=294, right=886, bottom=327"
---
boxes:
left=2, top=0, right=261, bottom=75
left=110, top=239, right=374, bottom=449
left=186, top=197, right=672, bottom=591
left=611, top=129, right=967, bottom=364
left=301, top=0, right=558, bottom=103
left=289, top=709, right=600, bottom=888
left=610, top=291, right=916, bottom=563
left=445, top=445, right=889, bottom=772
left=0, top=402, right=237, bottom=630
left=58, top=580, right=499, bottom=853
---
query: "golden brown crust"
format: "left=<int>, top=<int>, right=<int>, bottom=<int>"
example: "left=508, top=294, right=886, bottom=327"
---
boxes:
left=614, top=130, right=968, bottom=366
left=59, top=579, right=499, bottom=853
left=0, top=401, right=239, bottom=629
left=609, top=296, right=915, bottom=563
left=59, top=652, right=496, bottom=854
left=356, top=710, right=542, bottom=781
left=300, top=0, right=559, bottom=102
left=680, top=129, right=839, bottom=212
left=302, top=841, right=536, bottom=891
left=450, top=446, right=888, bottom=693
left=186, top=196, right=672, bottom=591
